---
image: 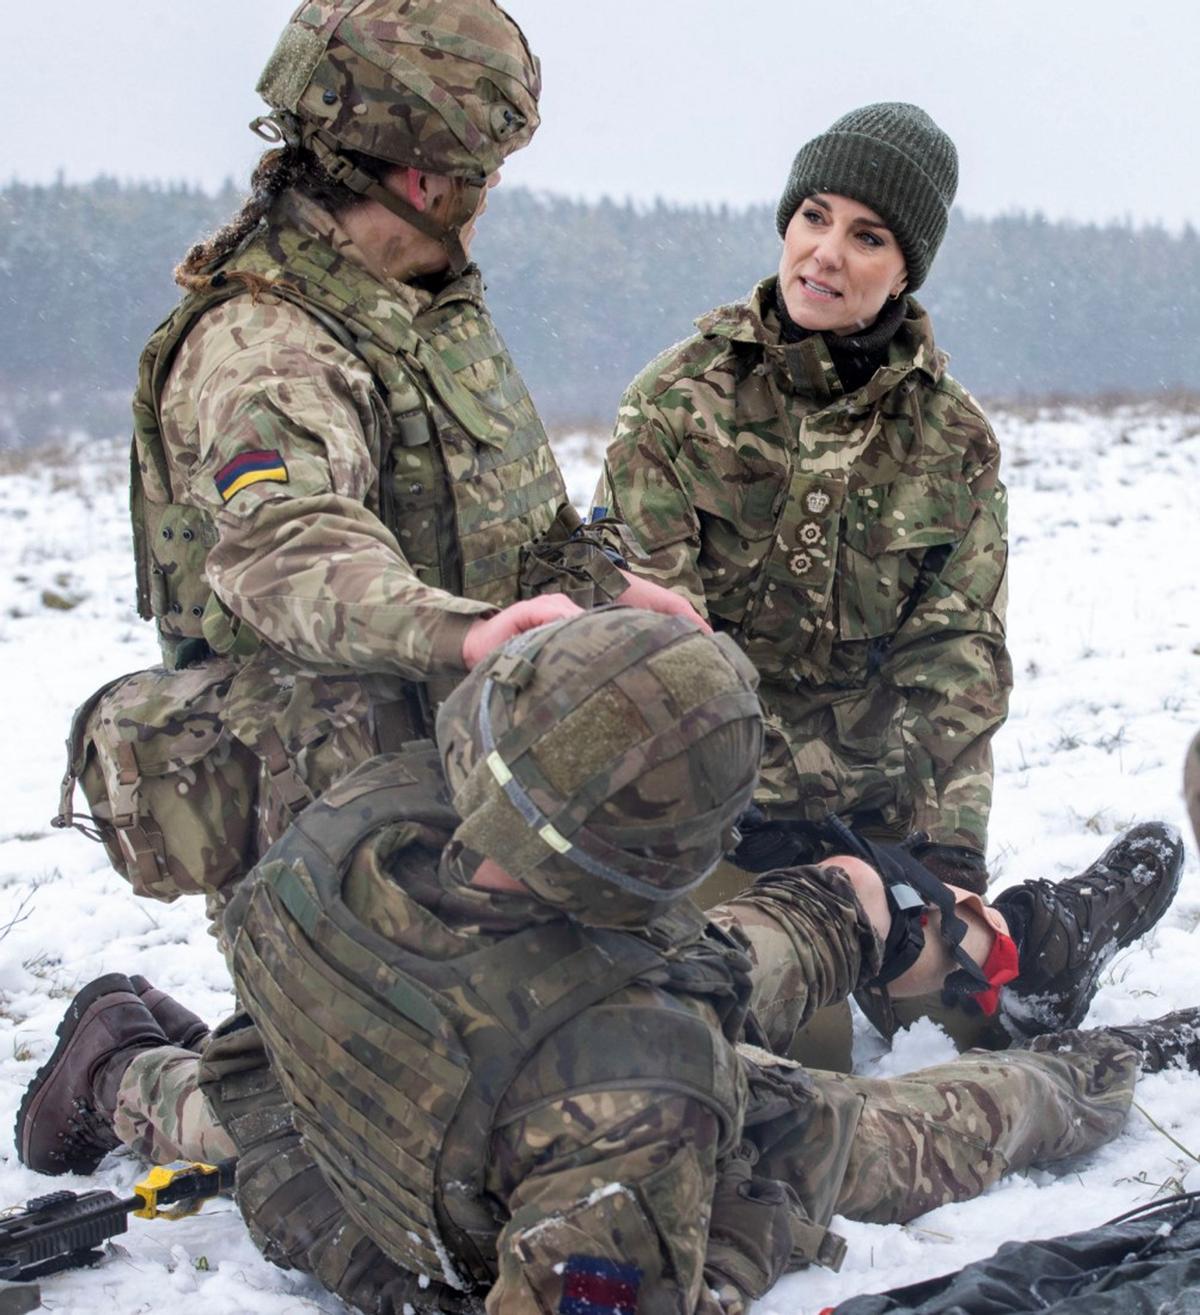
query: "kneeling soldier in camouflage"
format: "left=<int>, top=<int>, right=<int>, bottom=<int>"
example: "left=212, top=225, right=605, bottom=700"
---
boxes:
left=17, top=610, right=1192, bottom=1314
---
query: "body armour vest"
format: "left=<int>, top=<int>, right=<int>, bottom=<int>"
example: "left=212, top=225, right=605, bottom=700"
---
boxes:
left=223, top=747, right=748, bottom=1293
left=131, top=215, right=566, bottom=671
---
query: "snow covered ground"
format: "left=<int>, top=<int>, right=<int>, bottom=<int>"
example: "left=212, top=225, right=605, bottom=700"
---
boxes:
left=0, top=403, right=1197, bottom=1313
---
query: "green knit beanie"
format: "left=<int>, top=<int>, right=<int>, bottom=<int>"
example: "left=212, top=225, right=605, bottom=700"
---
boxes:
left=775, top=102, right=958, bottom=292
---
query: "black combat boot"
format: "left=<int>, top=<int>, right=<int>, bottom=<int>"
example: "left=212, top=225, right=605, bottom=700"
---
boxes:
left=1105, top=1007, right=1200, bottom=1074
left=993, top=823, right=1184, bottom=1041
left=129, top=975, right=211, bottom=1052
left=15, top=973, right=170, bottom=1176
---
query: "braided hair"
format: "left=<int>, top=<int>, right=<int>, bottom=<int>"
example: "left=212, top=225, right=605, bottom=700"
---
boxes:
left=174, top=145, right=376, bottom=290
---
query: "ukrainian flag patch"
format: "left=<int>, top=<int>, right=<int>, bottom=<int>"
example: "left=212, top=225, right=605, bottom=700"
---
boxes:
left=213, top=450, right=289, bottom=502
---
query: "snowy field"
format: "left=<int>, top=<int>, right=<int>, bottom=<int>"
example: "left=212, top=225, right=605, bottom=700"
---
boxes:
left=0, top=403, right=1197, bottom=1313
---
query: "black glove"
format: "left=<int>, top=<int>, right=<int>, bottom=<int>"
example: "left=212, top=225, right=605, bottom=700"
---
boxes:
left=731, top=806, right=822, bottom=873
left=906, top=838, right=989, bottom=895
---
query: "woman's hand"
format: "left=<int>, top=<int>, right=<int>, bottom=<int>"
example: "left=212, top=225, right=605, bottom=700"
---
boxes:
left=461, top=596, right=583, bottom=669
left=614, top=569, right=711, bottom=633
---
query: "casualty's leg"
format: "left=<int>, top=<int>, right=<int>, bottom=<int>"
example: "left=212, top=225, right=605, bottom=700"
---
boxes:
left=708, top=861, right=882, bottom=1056
left=710, top=854, right=1000, bottom=1056
left=721, top=822, right=1184, bottom=1057
left=823, top=1029, right=1138, bottom=1224
left=817, top=1003, right=1200, bottom=1226
left=15, top=973, right=232, bottom=1173
left=701, top=858, right=856, bottom=1070
left=113, top=1046, right=236, bottom=1164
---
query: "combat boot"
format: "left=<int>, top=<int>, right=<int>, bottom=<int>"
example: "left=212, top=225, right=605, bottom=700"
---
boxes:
left=993, top=822, right=1184, bottom=1041
left=129, top=975, right=210, bottom=1052
left=1104, top=1007, right=1200, bottom=1074
left=15, top=973, right=169, bottom=1176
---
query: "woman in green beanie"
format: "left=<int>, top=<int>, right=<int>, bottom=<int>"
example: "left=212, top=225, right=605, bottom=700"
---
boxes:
left=596, top=102, right=1011, bottom=899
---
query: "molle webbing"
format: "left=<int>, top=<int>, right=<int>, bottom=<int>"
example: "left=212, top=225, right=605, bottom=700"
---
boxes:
left=229, top=751, right=722, bottom=1290
left=131, top=216, right=564, bottom=671
left=131, top=283, right=245, bottom=667
left=226, top=221, right=564, bottom=607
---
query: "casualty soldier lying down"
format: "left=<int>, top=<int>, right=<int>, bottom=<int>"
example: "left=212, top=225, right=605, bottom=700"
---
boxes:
left=18, top=609, right=1193, bottom=1315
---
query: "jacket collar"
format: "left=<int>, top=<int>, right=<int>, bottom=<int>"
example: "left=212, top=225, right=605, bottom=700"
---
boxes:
left=696, top=276, right=945, bottom=406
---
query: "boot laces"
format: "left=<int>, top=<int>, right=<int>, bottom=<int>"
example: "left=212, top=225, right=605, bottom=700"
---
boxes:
left=60, top=1096, right=119, bottom=1162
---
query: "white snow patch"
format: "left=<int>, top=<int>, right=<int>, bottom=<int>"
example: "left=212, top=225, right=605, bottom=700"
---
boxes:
left=0, top=406, right=1196, bottom=1313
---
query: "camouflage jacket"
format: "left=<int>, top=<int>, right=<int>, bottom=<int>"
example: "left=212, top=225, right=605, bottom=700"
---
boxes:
left=597, top=278, right=1012, bottom=852
left=124, top=191, right=572, bottom=856
left=151, top=192, right=566, bottom=678
left=215, top=752, right=865, bottom=1315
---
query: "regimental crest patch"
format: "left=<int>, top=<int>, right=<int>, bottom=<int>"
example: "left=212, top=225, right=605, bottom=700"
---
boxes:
left=560, top=1255, right=642, bottom=1315
left=214, top=450, right=289, bottom=502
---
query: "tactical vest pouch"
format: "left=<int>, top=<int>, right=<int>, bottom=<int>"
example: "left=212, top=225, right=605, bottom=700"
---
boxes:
left=219, top=662, right=380, bottom=858
left=54, top=659, right=259, bottom=903
left=518, top=504, right=628, bottom=608
left=705, top=1150, right=845, bottom=1301
left=54, top=658, right=381, bottom=903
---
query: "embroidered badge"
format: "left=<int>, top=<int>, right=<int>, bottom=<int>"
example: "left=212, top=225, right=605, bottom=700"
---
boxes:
left=789, top=551, right=813, bottom=576
left=560, top=1256, right=642, bottom=1315
left=805, top=489, right=832, bottom=514
left=797, top=521, right=823, bottom=546
left=213, top=450, right=289, bottom=503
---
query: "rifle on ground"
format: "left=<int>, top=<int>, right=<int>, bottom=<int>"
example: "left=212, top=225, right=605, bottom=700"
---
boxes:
left=0, top=1158, right=234, bottom=1295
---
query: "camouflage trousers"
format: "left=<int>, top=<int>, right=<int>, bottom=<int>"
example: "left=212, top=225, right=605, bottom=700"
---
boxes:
left=789, top=1032, right=1134, bottom=1226
left=114, top=865, right=1137, bottom=1237
left=114, top=1045, right=236, bottom=1164
left=713, top=865, right=1136, bottom=1226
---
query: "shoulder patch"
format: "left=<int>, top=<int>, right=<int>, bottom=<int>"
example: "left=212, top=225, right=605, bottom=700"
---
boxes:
left=214, top=449, right=289, bottom=502
left=560, top=1255, right=642, bottom=1315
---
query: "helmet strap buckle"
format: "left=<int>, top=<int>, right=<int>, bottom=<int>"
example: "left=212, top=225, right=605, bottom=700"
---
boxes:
left=249, top=111, right=301, bottom=149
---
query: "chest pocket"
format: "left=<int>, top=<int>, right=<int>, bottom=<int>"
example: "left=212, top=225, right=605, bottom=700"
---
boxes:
left=838, top=473, right=973, bottom=640
left=736, top=472, right=847, bottom=677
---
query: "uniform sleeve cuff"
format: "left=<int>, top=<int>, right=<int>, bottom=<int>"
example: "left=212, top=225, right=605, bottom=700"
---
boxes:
left=428, top=608, right=495, bottom=673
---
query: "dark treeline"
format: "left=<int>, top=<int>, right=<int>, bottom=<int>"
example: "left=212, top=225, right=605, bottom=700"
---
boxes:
left=2, top=175, right=1198, bottom=444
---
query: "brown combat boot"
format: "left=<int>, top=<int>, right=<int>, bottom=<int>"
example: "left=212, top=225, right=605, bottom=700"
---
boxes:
left=15, top=973, right=169, bottom=1176
left=129, top=975, right=210, bottom=1052
left=1104, top=1007, right=1200, bottom=1074
left=993, top=823, right=1184, bottom=1041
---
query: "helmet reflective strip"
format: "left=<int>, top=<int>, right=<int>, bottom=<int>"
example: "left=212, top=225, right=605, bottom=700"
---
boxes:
left=538, top=824, right=573, bottom=856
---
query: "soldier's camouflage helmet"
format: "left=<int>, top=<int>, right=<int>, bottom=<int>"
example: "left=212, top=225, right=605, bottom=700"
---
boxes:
left=254, top=0, right=541, bottom=271
left=437, top=608, right=764, bottom=928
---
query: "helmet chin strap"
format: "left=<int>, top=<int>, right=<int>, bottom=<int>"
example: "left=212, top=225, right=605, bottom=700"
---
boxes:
left=305, top=126, right=482, bottom=276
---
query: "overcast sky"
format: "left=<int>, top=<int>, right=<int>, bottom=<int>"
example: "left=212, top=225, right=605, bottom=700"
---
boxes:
left=8, top=1, right=1198, bottom=228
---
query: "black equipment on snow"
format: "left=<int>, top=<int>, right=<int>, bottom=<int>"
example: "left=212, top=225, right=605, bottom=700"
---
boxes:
left=828, top=1190, right=1200, bottom=1314
left=0, top=1159, right=233, bottom=1285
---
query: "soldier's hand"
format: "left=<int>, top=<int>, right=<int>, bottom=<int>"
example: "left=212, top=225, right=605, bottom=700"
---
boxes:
left=614, top=570, right=711, bottom=633
left=907, top=839, right=990, bottom=895
left=461, top=596, right=583, bottom=669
